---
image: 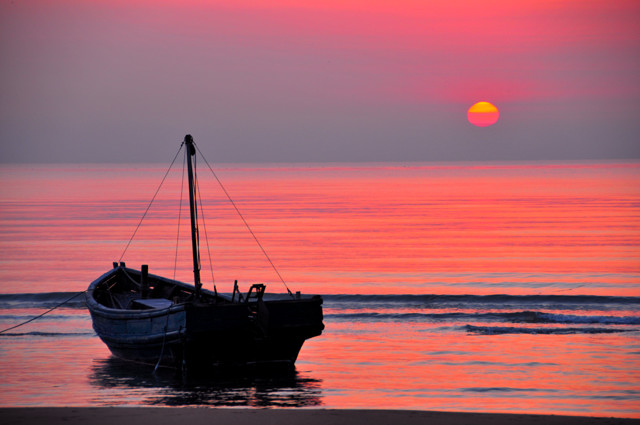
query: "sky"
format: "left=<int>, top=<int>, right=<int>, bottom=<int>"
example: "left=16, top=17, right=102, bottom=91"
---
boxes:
left=1, top=0, right=639, bottom=163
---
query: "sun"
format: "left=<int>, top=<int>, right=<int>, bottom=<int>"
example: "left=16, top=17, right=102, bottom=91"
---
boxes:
left=467, top=101, right=499, bottom=127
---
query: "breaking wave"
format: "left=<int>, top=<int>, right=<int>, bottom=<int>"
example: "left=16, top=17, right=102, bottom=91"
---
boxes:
left=323, top=294, right=640, bottom=310
left=0, top=292, right=86, bottom=309
left=0, top=331, right=94, bottom=337
left=464, top=325, right=637, bottom=335
left=325, top=310, right=640, bottom=325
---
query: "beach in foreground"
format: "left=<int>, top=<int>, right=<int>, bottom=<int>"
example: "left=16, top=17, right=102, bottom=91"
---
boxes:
left=2, top=408, right=639, bottom=425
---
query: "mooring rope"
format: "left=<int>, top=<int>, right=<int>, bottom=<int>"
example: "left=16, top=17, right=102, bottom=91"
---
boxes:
left=0, top=291, right=87, bottom=334
left=119, top=143, right=184, bottom=262
left=153, top=308, right=172, bottom=373
left=193, top=142, right=294, bottom=298
left=121, top=268, right=142, bottom=287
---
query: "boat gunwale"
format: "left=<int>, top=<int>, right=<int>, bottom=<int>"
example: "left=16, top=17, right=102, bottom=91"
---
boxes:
left=85, top=266, right=221, bottom=320
left=86, top=266, right=323, bottom=317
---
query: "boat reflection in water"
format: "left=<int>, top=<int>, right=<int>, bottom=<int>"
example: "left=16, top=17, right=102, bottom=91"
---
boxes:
left=90, top=357, right=323, bottom=407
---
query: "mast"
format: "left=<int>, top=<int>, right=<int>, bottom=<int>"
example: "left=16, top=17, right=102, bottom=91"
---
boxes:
left=184, top=134, right=202, bottom=298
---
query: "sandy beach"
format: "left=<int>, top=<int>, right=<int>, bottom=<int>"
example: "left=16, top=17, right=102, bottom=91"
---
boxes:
left=2, top=408, right=638, bottom=425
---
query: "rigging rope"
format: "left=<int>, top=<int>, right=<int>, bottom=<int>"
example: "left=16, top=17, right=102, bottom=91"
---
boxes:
left=115, top=138, right=293, bottom=298
left=196, top=170, right=217, bottom=293
left=119, top=143, right=184, bottom=262
left=0, top=291, right=86, bottom=334
left=193, top=142, right=294, bottom=298
left=191, top=153, right=201, bottom=276
left=173, top=149, right=187, bottom=280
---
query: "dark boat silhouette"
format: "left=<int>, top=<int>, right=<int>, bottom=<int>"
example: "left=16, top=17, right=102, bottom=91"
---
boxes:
left=86, top=135, right=324, bottom=372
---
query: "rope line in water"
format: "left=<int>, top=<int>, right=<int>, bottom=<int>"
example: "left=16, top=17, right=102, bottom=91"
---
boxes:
left=193, top=142, right=294, bottom=298
left=0, top=291, right=87, bottom=334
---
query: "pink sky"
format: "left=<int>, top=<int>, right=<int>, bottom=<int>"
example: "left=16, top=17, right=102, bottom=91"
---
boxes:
left=1, top=0, right=639, bottom=162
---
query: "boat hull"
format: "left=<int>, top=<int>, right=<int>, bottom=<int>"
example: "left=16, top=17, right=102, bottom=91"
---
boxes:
left=88, top=303, right=188, bottom=367
left=183, top=299, right=323, bottom=367
left=86, top=267, right=324, bottom=370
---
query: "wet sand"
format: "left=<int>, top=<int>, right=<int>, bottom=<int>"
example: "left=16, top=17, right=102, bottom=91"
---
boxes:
left=1, top=408, right=638, bottom=425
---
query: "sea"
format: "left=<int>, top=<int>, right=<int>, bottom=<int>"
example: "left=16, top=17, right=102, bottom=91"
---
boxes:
left=0, top=160, right=639, bottom=417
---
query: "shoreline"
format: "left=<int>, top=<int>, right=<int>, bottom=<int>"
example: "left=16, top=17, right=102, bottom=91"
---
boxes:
left=1, top=408, right=639, bottom=425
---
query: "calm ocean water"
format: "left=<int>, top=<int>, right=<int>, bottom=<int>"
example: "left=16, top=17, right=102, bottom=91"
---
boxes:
left=0, top=161, right=639, bottom=416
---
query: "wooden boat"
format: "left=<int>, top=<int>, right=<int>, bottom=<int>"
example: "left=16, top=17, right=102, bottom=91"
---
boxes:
left=86, top=135, right=324, bottom=371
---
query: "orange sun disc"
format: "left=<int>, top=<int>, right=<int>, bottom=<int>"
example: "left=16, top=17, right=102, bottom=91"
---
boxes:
left=467, top=101, right=499, bottom=127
